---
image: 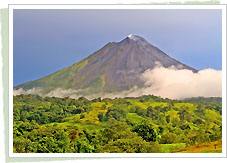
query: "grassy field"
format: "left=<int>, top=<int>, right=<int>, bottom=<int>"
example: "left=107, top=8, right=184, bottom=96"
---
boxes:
left=173, top=139, right=222, bottom=153
left=160, top=143, right=186, bottom=153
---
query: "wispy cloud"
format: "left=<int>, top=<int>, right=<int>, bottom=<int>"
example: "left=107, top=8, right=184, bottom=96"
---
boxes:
left=13, top=88, right=43, bottom=96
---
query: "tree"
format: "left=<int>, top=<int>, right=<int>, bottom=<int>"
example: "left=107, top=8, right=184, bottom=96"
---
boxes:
left=132, top=120, right=157, bottom=142
left=98, top=112, right=104, bottom=122
left=146, top=106, right=155, bottom=118
left=160, top=131, right=177, bottom=144
left=135, top=106, right=146, bottom=117
left=95, top=121, right=161, bottom=153
left=68, top=129, right=80, bottom=153
left=96, top=136, right=161, bottom=153
left=74, top=130, right=95, bottom=153
left=13, top=136, right=33, bottom=153
left=105, top=107, right=126, bottom=121
left=166, top=115, right=170, bottom=123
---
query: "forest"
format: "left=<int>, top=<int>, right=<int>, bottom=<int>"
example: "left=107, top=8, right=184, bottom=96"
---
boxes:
left=13, top=94, right=222, bottom=153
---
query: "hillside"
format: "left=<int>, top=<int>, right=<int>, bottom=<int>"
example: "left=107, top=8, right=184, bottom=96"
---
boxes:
left=13, top=95, right=222, bottom=153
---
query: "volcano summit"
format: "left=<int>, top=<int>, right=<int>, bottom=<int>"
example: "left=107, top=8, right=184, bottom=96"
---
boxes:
left=14, top=35, right=197, bottom=97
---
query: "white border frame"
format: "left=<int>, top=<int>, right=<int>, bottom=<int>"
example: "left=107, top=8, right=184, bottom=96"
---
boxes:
left=8, top=4, right=227, bottom=158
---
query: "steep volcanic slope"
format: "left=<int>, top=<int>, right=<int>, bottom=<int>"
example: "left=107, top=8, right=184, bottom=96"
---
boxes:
left=14, top=34, right=197, bottom=95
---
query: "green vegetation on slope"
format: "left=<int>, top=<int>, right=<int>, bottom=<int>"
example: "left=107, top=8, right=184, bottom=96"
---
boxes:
left=13, top=94, right=222, bottom=153
left=14, top=59, right=88, bottom=92
left=14, top=42, right=119, bottom=93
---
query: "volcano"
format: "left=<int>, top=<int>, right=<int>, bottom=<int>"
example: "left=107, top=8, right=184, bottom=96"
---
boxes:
left=14, top=34, right=197, bottom=97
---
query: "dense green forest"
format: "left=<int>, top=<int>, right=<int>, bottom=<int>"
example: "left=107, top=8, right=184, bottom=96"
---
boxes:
left=13, top=94, right=222, bottom=153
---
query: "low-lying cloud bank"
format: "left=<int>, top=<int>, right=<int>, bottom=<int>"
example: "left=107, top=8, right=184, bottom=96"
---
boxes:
left=14, top=66, right=222, bottom=100
left=13, top=88, right=43, bottom=96
left=137, top=67, right=222, bottom=99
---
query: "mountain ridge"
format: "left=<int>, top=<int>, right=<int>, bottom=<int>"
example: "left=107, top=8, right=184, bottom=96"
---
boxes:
left=14, top=34, right=197, bottom=96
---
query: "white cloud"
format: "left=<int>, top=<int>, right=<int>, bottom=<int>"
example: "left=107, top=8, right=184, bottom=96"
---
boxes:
left=13, top=67, right=222, bottom=100
left=136, top=67, right=222, bottom=99
left=45, top=88, right=81, bottom=98
left=13, top=88, right=43, bottom=96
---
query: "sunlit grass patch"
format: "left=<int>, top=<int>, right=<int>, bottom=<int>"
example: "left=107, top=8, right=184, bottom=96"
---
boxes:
left=160, top=143, right=186, bottom=153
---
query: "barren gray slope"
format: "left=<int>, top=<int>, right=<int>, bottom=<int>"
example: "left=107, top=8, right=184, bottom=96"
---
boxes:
left=74, top=34, right=197, bottom=91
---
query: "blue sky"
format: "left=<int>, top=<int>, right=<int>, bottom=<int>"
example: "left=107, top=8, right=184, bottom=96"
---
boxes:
left=13, top=9, right=222, bottom=86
